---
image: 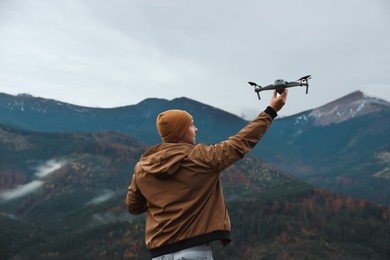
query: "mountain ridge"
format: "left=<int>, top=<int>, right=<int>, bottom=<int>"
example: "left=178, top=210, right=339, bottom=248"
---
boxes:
left=2, top=89, right=388, bottom=118
left=0, top=91, right=389, bottom=206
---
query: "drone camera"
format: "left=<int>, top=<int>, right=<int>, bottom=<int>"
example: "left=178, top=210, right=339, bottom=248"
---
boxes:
left=274, top=79, right=286, bottom=86
left=274, top=79, right=287, bottom=94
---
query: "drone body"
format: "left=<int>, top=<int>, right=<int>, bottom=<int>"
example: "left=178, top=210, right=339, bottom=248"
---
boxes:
left=248, top=75, right=311, bottom=100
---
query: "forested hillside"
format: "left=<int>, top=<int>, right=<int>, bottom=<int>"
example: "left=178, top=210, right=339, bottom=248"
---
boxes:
left=0, top=125, right=389, bottom=259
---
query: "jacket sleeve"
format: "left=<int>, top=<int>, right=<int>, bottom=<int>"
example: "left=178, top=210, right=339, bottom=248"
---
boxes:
left=189, top=107, right=276, bottom=172
left=126, top=163, right=147, bottom=215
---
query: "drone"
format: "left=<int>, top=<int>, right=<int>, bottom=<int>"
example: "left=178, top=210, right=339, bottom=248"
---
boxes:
left=248, top=75, right=311, bottom=100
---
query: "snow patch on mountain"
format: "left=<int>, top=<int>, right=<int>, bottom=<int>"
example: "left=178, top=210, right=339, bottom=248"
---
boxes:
left=309, top=91, right=389, bottom=126
left=1, top=92, right=92, bottom=114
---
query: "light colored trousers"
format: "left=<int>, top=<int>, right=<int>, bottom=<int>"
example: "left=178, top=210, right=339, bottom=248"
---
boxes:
left=152, top=244, right=213, bottom=260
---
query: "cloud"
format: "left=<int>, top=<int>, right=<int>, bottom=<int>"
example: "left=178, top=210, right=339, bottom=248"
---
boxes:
left=0, top=180, right=44, bottom=201
left=86, top=190, right=115, bottom=205
left=0, top=158, right=66, bottom=202
left=34, top=159, right=66, bottom=178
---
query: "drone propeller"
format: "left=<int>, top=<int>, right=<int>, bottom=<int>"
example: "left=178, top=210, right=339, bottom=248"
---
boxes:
left=299, top=75, right=311, bottom=81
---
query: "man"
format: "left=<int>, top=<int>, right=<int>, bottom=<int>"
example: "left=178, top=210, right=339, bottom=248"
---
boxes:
left=126, top=89, right=288, bottom=259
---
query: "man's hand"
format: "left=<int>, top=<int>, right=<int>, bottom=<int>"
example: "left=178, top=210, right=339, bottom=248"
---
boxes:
left=269, top=89, right=288, bottom=113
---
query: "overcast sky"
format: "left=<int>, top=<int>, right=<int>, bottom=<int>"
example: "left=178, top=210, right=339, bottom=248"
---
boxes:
left=0, top=0, right=389, bottom=117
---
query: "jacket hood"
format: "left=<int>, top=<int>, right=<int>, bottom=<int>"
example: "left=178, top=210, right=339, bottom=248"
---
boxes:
left=140, top=143, right=193, bottom=178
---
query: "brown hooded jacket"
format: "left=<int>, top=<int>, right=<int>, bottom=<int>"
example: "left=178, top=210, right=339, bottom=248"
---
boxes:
left=126, top=108, right=276, bottom=257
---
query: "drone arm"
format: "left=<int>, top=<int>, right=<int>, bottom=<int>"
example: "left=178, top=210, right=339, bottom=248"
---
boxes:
left=284, top=82, right=302, bottom=88
left=285, top=79, right=309, bottom=87
left=283, top=80, right=309, bottom=94
left=254, top=86, right=263, bottom=100
left=262, top=84, right=276, bottom=91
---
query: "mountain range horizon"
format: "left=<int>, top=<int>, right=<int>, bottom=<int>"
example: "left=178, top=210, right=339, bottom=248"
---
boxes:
left=2, top=89, right=385, bottom=119
left=0, top=88, right=389, bottom=205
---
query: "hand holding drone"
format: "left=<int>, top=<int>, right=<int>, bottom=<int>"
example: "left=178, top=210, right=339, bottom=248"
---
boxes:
left=248, top=75, right=311, bottom=100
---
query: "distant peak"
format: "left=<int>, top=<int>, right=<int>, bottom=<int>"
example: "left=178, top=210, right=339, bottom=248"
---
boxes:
left=327, top=91, right=363, bottom=104
left=17, top=93, right=34, bottom=98
left=172, top=96, right=192, bottom=101
left=326, top=90, right=388, bottom=105
left=310, top=91, right=389, bottom=126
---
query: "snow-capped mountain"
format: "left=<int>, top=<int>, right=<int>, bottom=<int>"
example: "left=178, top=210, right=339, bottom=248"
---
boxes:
left=309, top=91, right=389, bottom=126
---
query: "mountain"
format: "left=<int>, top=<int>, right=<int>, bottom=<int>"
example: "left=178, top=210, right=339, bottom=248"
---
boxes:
left=0, top=125, right=389, bottom=259
left=0, top=93, right=246, bottom=145
left=254, top=91, right=390, bottom=204
left=308, top=91, right=388, bottom=126
left=1, top=91, right=389, bottom=206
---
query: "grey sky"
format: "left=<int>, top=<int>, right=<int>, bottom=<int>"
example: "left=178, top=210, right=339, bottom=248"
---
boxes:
left=0, top=0, right=389, bottom=117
